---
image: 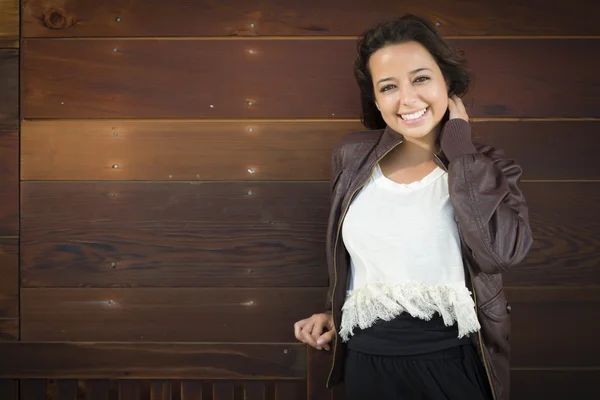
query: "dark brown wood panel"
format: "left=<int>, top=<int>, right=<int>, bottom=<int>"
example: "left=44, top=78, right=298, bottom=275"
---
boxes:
left=0, top=319, right=18, bottom=341
left=56, top=380, right=78, bottom=400
left=509, top=287, right=600, bottom=368
left=0, top=238, right=18, bottom=323
left=0, top=343, right=306, bottom=379
left=21, top=181, right=329, bottom=288
left=20, top=288, right=327, bottom=342
left=21, top=0, right=600, bottom=37
left=275, top=381, right=306, bottom=400
left=21, top=120, right=600, bottom=181
left=0, top=0, right=19, bottom=47
left=21, top=379, right=45, bottom=400
left=511, top=370, right=599, bottom=400
left=0, top=130, right=18, bottom=235
left=308, top=347, right=333, bottom=400
left=150, top=381, right=171, bottom=400
left=504, top=183, right=600, bottom=287
left=0, top=49, right=18, bottom=129
left=20, top=120, right=356, bottom=181
left=118, top=380, right=142, bottom=400
left=21, top=182, right=600, bottom=288
left=16, top=287, right=599, bottom=368
left=21, top=39, right=600, bottom=119
left=0, top=379, right=16, bottom=400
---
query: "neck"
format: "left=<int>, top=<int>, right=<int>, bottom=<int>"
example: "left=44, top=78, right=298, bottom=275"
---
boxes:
left=391, top=126, right=440, bottom=168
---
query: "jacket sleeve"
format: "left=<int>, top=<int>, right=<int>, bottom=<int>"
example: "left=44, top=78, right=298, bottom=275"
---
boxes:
left=324, top=146, right=342, bottom=312
left=441, top=119, right=533, bottom=274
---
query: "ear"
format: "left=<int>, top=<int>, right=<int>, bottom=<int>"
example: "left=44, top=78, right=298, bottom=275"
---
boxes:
left=375, top=100, right=380, bottom=111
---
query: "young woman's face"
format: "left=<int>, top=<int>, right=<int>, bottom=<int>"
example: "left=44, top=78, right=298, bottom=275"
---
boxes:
left=369, top=41, right=449, bottom=141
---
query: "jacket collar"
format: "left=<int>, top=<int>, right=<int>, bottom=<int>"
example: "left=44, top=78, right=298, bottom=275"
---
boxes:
left=376, top=125, right=450, bottom=169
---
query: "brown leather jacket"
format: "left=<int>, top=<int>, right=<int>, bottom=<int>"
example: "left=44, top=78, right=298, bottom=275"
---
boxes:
left=324, top=119, right=533, bottom=400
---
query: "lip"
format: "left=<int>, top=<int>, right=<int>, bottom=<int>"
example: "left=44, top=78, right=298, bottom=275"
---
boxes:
left=398, top=107, right=429, bottom=125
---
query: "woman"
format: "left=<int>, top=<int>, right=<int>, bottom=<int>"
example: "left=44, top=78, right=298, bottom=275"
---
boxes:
left=293, top=14, right=532, bottom=400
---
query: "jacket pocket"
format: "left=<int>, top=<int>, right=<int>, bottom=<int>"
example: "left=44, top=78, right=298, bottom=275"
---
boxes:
left=478, top=289, right=512, bottom=344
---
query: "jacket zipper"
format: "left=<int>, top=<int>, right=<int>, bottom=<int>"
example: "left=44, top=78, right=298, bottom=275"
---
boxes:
left=434, top=154, right=497, bottom=400
left=326, top=142, right=402, bottom=387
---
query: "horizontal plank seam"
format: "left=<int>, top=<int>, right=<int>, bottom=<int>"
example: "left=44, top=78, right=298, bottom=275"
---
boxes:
left=17, top=179, right=600, bottom=183
left=20, top=35, right=600, bottom=41
left=19, top=118, right=600, bottom=123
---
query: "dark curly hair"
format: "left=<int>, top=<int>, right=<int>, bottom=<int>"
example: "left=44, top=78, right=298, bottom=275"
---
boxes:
left=354, top=14, right=472, bottom=129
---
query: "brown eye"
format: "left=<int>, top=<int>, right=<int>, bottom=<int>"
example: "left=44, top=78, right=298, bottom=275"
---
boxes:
left=414, top=76, right=430, bottom=83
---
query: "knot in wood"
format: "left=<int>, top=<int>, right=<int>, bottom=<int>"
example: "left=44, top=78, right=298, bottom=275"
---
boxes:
left=43, top=8, right=76, bottom=30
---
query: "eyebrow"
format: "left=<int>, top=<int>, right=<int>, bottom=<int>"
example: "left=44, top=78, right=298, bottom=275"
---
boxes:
left=376, top=68, right=432, bottom=85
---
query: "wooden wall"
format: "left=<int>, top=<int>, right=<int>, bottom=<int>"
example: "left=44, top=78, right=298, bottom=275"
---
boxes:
left=1, top=0, right=599, bottom=399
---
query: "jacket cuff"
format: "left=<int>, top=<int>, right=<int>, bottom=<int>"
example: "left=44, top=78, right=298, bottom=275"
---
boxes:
left=440, top=118, right=477, bottom=162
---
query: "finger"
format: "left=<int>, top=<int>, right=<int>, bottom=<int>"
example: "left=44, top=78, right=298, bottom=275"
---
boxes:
left=294, top=319, right=307, bottom=341
left=311, top=320, right=325, bottom=343
left=301, top=327, right=320, bottom=349
left=317, top=329, right=336, bottom=351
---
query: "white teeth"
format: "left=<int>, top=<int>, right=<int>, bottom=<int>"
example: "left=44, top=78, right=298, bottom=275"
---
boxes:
left=401, top=108, right=427, bottom=120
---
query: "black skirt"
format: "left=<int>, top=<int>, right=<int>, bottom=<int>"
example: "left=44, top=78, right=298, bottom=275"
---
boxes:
left=343, top=343, right=493, bottom=400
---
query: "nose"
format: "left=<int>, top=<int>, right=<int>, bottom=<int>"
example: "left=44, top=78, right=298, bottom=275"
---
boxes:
left=398, top=82, right=418, bottom=106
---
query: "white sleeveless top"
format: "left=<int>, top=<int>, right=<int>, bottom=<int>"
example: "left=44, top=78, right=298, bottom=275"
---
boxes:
left=339, top=163, right=480, bottom=341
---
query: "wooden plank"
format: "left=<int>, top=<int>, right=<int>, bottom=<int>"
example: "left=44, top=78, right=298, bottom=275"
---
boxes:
left=151, top=381, right=171, bottom=400
left=0, top=50, right=18, bottom=129
left=307, top=347, right=332, bottom=400
left=275, top=381, right=305, bottom=400
left=0, top=379, right=16, bottom=400
left=0, top=319, right=18, bottom=341
left=511, top=370, right=599, bottom=399
left=20, top=120, right=355, bottom=181
left=508, top=287, right=600, bottom=368
left=21, top=182, right=600, bottom=288
left=0, top=238, right=18, bottom=324
left=57, top=380, right=78, bottom=400
left=21, top=379, right=45, bottom=400
left=20, top=0, right=600, bottom=37
left=118, top=380, right=141, bottom=400
left=213, top=381, right=234, bottom=400
left=21, top=120, right=600, bottom=181
left=20, top=182, right=329, bottom=288
left=180, top=381, right=202, bottom=400
left=21, top=39, right=600, bottom=119
left=0, top=0, right=19, bottom=47
left=244, top=381, right=265, bottom=400
left=504, top=183, right=600, bottom=287
left=0, top=130, right=18, bottom=235
left=83, top=380, right=109, bottom=400
left=20, top=288, right=326, bottom=342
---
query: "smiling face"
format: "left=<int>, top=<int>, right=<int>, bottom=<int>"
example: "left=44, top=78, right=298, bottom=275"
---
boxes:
left=369, top=41, right=449, bottom=142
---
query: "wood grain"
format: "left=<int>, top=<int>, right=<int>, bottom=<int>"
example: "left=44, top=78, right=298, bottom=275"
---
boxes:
left=504, top=183, right=600, bottom=287
left=0, top=50, right=18, bottom=129
left=21, top=120, right=600, bottom=181
left=20, top=0, right=600, bottom=37
left=0, top=343, right=305, bottom=379
left=21, top=379, right=45, bottom=400
left=0, top=238, right=18, bottom=321
left=0, top=379, right=16, bottom=400
left=21, top=39, right=600, bottom=119
left=21, top=182, right=330, bottom=288
left=0, top=0, right=19, bottom=47
left=508, top=287, right=600, bottom=368
left=16, top=287, right=599, bottom=368
left=511, top=370, right=599, bottom=400
left=0, top=319, right=18, bottom=341
left=0, top=130, right=18, bottom=235
left=307, top=347, right=333, bottom=400
left=20, top=182, right=600, bottom=288
left=20, top=287, right=327, bottom=342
